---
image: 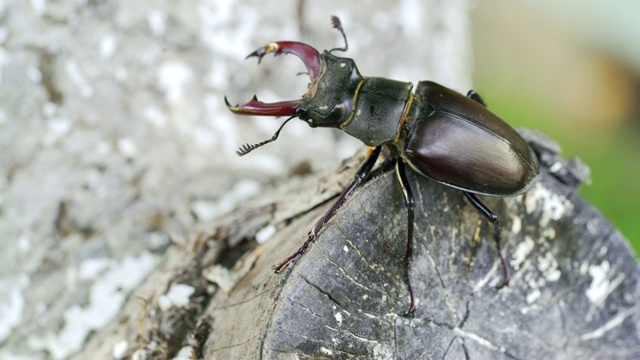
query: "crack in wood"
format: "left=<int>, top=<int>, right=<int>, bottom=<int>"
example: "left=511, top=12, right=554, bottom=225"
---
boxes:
left=324, top=255, right=376, bottom=293
left=336, top=224, right=386, bottom=274
left=440, top=337, right=457, bottom=360
left=299, top=274, right=343, bottom=308
left=323, top=324, right=382, bottom=344
left=286, top=296, right=323, bottom=318
left=208, top=338, right=253, bottom=353
left=580, top=305, right=640, bottom=341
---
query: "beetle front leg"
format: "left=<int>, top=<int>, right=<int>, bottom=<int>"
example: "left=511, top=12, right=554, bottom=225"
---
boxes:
left=394, top=160, right=416, bottom=317
left=463, top=192, right=511, bottom=287
left=273, top=147, right=382, bottom=272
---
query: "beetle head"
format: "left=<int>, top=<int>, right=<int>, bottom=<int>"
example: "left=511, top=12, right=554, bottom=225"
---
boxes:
left=296, top=52, right=362, bottom=128
left=224, top=46, right=362, bottom=129
left=225, top=16, right=362, bottom=155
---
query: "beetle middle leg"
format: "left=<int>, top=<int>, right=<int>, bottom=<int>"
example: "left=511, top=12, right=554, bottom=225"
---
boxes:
left=273, top=146, right=382, bottom=272
left=394, top=159, right=416, bottom=317
left=463, top=192, right=511, bottom=287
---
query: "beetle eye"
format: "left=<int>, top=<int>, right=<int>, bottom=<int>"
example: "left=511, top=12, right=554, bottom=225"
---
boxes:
left=297, top=109, right=309, bottom=119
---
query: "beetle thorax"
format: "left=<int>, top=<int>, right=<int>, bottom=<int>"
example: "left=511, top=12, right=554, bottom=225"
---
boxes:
left=341, top=77, right=414, bottom=147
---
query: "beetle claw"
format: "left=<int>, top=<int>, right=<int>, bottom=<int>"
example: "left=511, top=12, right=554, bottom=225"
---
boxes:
left=245, top=43, right=280, bottom=63
left=225, top=95, right=299, bottom=117
left=228, top=41, right=322, bottom=117
left=244, top=41, right=321, bottom=79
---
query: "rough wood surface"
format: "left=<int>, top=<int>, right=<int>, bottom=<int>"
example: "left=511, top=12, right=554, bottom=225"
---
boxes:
left=63, top=136, right=639, bottom=359
left=201, top=139, right=640, bottom=359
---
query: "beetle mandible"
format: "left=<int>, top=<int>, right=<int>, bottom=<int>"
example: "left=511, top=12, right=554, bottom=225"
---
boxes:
left=225, top=17, right=539, bottom=316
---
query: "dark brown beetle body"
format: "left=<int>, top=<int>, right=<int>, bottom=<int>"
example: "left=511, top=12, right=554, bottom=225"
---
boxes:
left=277, top=49, right=538, bottom=196
left=225, top=17, right=539, bottom=316
left=401, top=81, right=539, bottom=196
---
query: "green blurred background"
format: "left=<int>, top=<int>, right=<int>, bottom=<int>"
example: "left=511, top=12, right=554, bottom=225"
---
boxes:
left=471, top=0, right=640, bottom=254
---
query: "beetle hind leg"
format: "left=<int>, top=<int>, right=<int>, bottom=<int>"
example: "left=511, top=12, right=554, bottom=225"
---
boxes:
left=466, top=89, right=487, bottom=107
left=463, top=192, right=511, bottom=287
left=394, top=160, right=416, bottom=317
left=466, top=88, right=513, bottom=284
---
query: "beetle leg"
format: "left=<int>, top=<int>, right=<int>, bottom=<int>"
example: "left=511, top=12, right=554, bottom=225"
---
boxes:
left=394, top=160, right=416, bottom=317
left=273, top=147, right=382, bottom=272
left=463, top=192, right=511, bottom=287
left=466, top=89, right=487, bottom=107
left=464, top=90, right=511, bottom=286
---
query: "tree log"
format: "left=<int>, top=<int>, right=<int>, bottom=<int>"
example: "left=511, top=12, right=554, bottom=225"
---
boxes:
left=200, top=134, right=640, bottom=359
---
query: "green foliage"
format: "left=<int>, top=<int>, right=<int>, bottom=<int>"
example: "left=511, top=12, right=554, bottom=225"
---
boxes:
left=476, top=85, right=640, bottom=255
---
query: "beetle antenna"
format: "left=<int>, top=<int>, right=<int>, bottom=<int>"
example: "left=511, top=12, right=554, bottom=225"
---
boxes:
left=329, top=16, right=348, bottom=53
left=236, top=116, right=296, bottom=156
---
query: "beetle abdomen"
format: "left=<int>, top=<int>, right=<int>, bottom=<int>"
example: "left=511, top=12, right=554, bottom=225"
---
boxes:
left=402, top=81, right=539, bottom=196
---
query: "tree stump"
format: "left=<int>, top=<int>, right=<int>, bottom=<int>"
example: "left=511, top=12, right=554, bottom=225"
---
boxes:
left=198, top=133, right=640, bottom=359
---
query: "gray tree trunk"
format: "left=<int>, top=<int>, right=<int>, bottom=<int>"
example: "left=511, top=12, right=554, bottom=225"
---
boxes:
left=1, top=1, right=638, bottom=360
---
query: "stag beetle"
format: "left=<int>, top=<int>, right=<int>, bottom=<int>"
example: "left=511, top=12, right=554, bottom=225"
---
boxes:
left=225, top=17, right=539, bottom=316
